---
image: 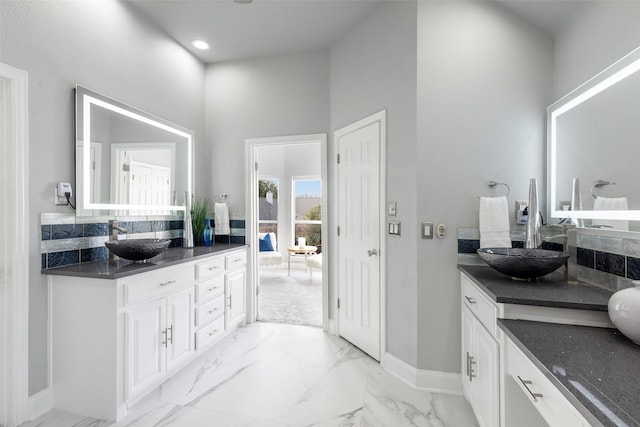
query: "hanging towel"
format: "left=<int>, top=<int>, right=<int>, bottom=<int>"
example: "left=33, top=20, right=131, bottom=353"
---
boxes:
left=592, top=196, right=629, bottom=231
left=479, top=196, right=511, bottom=248
left=214, top=202, right=231, bottom=235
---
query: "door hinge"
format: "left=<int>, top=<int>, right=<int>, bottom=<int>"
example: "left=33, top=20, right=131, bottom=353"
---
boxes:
left=255, top=161, right=259, bottom=171
left=256, top=286, right=259, bottom=295
left=337, top=226, right=340, bottom=236
left=337, top=154, right=340, bottom=164
left=337, top=298, right=340, bottom=309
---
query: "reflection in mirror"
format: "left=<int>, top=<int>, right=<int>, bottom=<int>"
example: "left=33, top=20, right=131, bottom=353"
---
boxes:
left=548, top=46, right=640, bottom=231
left=75, top=86, right=193, bottom=216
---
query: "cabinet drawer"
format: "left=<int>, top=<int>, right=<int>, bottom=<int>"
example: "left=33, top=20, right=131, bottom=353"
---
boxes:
left=195, top=257, right=225, bottom=280
left=195, top=276, right=225, bottom=303
left=195, top=315, right=225, bottom=350
left=195, top=295, right=225, bottom=327
left=124, top=265, right=193, bottom=305
left=461, top=274, right=498, bottom=336
left=505, top=338, right=589, bottom=427
left=226, top=251, right=247, bottom=271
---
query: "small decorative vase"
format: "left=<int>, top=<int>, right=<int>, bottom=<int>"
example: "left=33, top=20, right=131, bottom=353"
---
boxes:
left=608, top=281, right=640, bottom=344
left=183, top=191, right=194, bottom=248
left=203, top=218, right=212, bottom=247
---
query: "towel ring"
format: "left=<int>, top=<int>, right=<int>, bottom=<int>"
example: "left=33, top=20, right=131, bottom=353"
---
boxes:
left=215, top=193, right=228, bottom=201
left=590, top=180, right=616, bottom=198
left=487, top=181, right=510, bottom=197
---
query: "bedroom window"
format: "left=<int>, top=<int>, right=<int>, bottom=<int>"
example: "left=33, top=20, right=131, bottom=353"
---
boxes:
left=292, top=178, right=322, bottom=252
left=258, top=178, right=278, bottom=235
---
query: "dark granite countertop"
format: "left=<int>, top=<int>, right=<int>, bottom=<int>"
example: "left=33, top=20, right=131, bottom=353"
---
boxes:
left=42, top=244, right=247, bottom=279
left=499, top=319, right=640, bottom=427
left=459, top=264, right=612, bottom=311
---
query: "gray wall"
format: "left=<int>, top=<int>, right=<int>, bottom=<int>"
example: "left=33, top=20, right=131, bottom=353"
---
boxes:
left=330, top=2, right=419, bottom=366
left=0, top=0, right=206, bottom=395
left=206, top=51, right=330, bottom=219
left=553, top=1, right=640, bottom=100
left=416, top=1, right=553, bottom=372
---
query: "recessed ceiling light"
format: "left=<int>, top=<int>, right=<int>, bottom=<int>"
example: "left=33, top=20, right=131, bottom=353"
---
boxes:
left=190, top=39, right=210, bottom=50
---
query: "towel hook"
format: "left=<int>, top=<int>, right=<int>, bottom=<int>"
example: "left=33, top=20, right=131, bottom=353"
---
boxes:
left=487, top=181, right=510, bottom=197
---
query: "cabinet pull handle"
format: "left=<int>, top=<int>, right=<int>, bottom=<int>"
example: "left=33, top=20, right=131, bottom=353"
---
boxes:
left=209, top=308, right=218, bottom=314
left=469, top=355, right=477, bottom=381
left=464, top=296, right=476, bottom=304
left=160, top=280, right=176, bottom=286
left=465, top=352, right=470, bottom=378
left=208, top=329, right=219, bottom=336
left=207, top=266, right=218, bottom=270
left=517, top=376, right=543, bottom=402
left=162, top=328, right=168, bottom=348
left=228, top=295, right=232, bottom=309
left=167, top=324, right=173, bottom=344
left=208, top=286, right=218, bottom=292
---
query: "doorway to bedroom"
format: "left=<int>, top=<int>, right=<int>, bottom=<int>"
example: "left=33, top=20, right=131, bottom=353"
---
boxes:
left=246, top=135, right=327, bottom=329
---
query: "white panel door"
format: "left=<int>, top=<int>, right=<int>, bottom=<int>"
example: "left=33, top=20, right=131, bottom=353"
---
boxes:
left=166, top=288, right=195, bottom=372
left=126, top=299, right=166, bottom=402
left=337, top=120, right=381, bottom=360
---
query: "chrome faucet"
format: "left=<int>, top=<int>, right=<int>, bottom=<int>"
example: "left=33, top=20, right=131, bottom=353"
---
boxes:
left=525, top=178, right=541, bottom=248
left=109, top=219, right=128, bottom=240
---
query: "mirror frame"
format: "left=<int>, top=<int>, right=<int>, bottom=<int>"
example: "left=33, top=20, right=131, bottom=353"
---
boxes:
left=75, top=85, right=193, bottom=215
left=547, top=46, right=640, bottom=222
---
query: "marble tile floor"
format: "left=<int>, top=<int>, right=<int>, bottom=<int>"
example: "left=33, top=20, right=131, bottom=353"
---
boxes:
left=22, top=322, right=478, bottom=427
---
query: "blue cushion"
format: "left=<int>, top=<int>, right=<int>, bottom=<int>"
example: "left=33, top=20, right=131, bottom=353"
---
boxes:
left=259, top=234, right=274, bottom=252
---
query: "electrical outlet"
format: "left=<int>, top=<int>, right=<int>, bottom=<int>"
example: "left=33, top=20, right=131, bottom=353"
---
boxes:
left=515, top=200, right=528, bottom=224
left=54, top=187, right=68, bottom=206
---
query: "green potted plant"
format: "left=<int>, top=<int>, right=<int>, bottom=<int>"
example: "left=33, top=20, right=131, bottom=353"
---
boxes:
left=191, top=197, right=210, bottom=246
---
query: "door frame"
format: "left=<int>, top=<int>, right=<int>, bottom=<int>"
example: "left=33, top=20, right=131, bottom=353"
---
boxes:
left=245, top=134, right=328, bottom=330
left=0, top=62, right=30, bottom=426
left=333, top=110, right=387, bottom=363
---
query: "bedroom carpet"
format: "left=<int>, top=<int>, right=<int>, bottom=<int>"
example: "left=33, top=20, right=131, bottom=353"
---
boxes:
left=258, top=262, right=322, bottom=327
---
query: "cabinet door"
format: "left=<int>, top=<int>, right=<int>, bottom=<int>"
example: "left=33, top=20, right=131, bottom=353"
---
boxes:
left=225, top=268, right=246, bottom=328
left=126, top=299, right=166, bottom=402
left=474, top=319, right=499, bottom=427
left=461, top=305, right=475, bottom=402
left=166, top=287, right=195, bottom=372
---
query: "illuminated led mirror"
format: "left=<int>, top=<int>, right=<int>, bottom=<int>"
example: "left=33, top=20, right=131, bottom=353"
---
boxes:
left=548, top=46, right=640, bottom=230
left=75, top=86, right=193, bottom=216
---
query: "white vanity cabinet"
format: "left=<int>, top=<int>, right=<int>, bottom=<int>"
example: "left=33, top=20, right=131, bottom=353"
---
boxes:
left=503, top=336, right=590, bottom=427
left=225, top=251, right=247, bottom=328
left=460, top=273, right=500, bottom=427
left=48, top=247, right=247, bottom=421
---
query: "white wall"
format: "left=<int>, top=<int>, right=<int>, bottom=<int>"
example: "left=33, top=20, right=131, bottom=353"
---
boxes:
left=258, top=143, right=322, bottom=256
left=206, top=51, right=330, bottom=218
left=553, top=1, right=640, bottom=100
left=330, top=1, right=419, bottom=365
left=416, top=1, right=553, bottom=372
left=0, top=0, right=205, bottom=395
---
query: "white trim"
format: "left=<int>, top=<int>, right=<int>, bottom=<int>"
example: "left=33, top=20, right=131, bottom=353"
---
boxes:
left=245, top=134, right=329, bottom=331
left=333, top=110, right=387, bottom=362
left=384, top=353, right=464, bottom=396
left=0, top=62, right=30, bottom=426
left=27, top=387, right=53, bottom=421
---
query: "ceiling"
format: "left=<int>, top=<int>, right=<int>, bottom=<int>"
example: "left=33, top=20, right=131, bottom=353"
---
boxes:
left=127, top=0, right=586, bottom=65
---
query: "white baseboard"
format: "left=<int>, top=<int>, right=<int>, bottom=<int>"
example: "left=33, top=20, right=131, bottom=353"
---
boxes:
left=28, top=387, right=52, bottom=421
left=384, top=352, right=463, bottom=395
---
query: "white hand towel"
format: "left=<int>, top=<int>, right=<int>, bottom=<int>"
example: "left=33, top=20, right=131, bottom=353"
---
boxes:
left=592, top=196, right=628, bottom=231
left=479, top=196, right=511, bottom=248
left=214, top=202, right=231, bottom=235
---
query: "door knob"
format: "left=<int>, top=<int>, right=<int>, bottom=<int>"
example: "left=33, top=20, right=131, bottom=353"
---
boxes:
left=367, top=249, right=378, bottom=257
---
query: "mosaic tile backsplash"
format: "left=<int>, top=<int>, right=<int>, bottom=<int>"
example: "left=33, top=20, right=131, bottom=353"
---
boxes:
left=457, top=226, right=640, bottom=292
left=41, top=213, right=246, bottom=269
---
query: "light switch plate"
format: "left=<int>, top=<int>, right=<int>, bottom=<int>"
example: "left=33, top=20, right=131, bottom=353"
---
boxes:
left=388, top=201, right=397, bottom=217
left=388, top=221, right=401, bottom=236
left=421, top=222, right=433, bottom=239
